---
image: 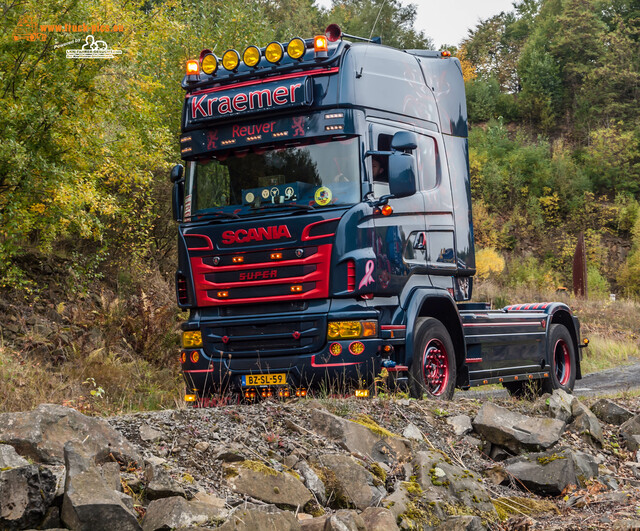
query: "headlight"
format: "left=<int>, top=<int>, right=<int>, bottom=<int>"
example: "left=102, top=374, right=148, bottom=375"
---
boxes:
left=327, top=321, right=377, bottom=340
left=182, top=331, right=203, bottom=348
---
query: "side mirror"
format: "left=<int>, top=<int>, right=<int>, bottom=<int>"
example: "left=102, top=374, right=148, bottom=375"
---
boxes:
left=170, top=164, right=185, bottom=222
left=170, top=164, right=184, bottom=183
left=388, top=152, right=416, bottom=198
left=391, top=131, right=418, bottom=152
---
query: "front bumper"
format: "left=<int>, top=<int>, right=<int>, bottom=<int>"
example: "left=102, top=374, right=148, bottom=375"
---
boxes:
left=180, top=327, right=384, bottom=395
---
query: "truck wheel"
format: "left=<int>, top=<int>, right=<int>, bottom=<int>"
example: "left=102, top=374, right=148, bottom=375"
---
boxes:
left=542, top=324, right=576, bottom=393
left=409, top=318, right=457, bottom=400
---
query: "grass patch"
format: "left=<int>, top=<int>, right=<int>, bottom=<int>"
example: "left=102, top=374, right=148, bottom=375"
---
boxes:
left=492, top=496, right=559, bottom=521
left=580, top=335, right=639, bottom=374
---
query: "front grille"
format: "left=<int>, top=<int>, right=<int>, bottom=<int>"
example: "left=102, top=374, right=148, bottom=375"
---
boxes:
left=203, top=315, right=325, bottom=357
left=191, top=243, right=331, bottom=306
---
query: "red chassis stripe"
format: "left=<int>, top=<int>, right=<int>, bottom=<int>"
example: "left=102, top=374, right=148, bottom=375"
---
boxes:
left=465, top=358, right=483, bottom=363
left=311, top=355, right=363, bottom=368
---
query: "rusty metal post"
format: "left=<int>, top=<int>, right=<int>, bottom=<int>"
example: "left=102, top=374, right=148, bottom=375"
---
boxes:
left=573, top=232, right=587, bottom=298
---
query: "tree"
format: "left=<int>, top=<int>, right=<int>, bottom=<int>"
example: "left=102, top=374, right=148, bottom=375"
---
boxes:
left=327, top=0, right=433, bottom=50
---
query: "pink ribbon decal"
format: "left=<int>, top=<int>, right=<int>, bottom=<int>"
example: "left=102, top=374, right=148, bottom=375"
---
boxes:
left=358, top=259, right=375, bottom=289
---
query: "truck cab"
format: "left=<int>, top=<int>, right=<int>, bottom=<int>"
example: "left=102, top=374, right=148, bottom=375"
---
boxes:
left=173, top=27, right=583, bottom=402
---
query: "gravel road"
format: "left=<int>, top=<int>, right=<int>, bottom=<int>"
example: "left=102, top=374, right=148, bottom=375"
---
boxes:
left=462, top=361, right=640, bottom=399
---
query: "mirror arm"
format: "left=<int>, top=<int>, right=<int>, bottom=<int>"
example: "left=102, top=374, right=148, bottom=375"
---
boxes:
left=367, top=194, right=395, bottom=208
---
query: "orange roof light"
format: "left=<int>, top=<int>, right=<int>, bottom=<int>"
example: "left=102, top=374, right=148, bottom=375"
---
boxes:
left=314, top=35, right=328, bottom=59
left=186, top=59, right=199, bottom=75
left=381, top=205, right=393, bottom=216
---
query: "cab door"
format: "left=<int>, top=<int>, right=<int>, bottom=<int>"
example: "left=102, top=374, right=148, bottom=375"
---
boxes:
left=368, top=121, right=427, bottom=294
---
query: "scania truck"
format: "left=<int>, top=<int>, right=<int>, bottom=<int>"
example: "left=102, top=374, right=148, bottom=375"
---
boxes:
left=171, top=25, right=585, bottom=402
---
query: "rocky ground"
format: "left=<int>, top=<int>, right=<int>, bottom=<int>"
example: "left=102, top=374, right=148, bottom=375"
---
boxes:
left=1, top=391, right=640, bottom=530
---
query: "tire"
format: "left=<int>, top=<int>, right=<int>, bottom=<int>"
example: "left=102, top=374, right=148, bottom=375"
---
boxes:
left=541, top=323, right=576, bottom=393
left=409, top=317, right=457, bottom=400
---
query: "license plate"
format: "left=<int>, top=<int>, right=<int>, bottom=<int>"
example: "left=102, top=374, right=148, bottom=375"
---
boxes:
left=242, top=373, right=287, bottom=387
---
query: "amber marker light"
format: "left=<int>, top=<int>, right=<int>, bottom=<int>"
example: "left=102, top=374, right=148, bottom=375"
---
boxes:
left=441, top=50, right=451, bottom=57
left=190, top=351, right=200, bottom=363
left=184, top=394, right=197, bottom=402
left=243, top=45, right=261, bottom=67
left=217, top=291, right=229, bottom=298
left=186, top=59, right=199, bottom=75
left=265, top=42, right=284, bottom=63
left=381, top=205, right=393, bottom=216
left=270, top=252, right=283, bottom=260
left=287, top=37, right=306, bottom=59
left=232, top=256, right=244, bottom=263
left=291, top=284, right=303, bottom=293
left=355, top=389, right=369, bottom=398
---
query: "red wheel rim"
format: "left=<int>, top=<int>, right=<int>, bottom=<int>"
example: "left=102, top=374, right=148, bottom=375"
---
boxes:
left=554, top=339, right=571, bottom=386
left=422, top=339, right=449, bottom=396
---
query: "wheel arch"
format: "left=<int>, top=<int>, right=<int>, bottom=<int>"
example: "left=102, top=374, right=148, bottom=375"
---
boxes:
left=550, top=308, right=582, bottom=380
left=403, top=289, right=468, bottom=387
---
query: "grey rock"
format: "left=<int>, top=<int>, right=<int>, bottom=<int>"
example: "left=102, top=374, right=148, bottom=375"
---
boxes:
left=218, top=505, right=301, bottom=530
left=43, top=464, right=67, bottom=499
left=570, top=401, right=604, bottom=446
left=571, top=451, right=599, bottom=485
left=0, top=464, right=57, bottom=530
left=225, top=460, right=313, bottom=508
left=215, top=443, right=247, bottom=462
left=316, top=453, right=385, bottom=511
left=402, top=423, right=423, bottom=441
left=447, top=415, right=473, bottom=437
left=412, top=450, right=495, bottom=515
left=301, top=517, right=328, bottom=531
left=489, top=445, right=513, bottom=462
left=0, top=444, right=29, bottom=469
left=144, top=462, right=185, bottom=500
left=295, top=460, right=326, bottom=505
left=101, top=461, right=122, bottom=492
left=142, top=496, right=226, bottom=531
left=600, top=475, right=619, bottom=490
left=360, top=507, right=399, bottom=530
left=591, top=399, right=634, bottom=426
left=309, top=409, right=412, bottom=465
left=548, top=389, right=576, bottom=423
left=139, top=424, right=163, bottom=443
left=61, top=442, right=141, bottom=531
left=194, top=441, right=210, bottom=452
left=40, top=506, right=62, bottom=529
left=381, top=483, right=411, bottom=520
left=504, top=449, right=577, bottom=496
left=323, top=509, right=366, bottom=531
left=0, top=404, right=141, bottom=466
left=435, top=515, right=486, bottom=531
left=472, top=402, right=566, bottom=453
left=620, top=414, right=640, bottom=451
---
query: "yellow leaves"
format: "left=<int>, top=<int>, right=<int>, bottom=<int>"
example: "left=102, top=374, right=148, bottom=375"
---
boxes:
left=30, top=203, right=46, bottom=214
left=475, top=248, right=505, bottom=280
left=538, top=187, right=561, bottom=226
left=456, top=44, right=477, bottom=83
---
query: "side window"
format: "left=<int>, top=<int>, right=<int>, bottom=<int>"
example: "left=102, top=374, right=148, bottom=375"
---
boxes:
left=416, top=135, right=437, bottom=191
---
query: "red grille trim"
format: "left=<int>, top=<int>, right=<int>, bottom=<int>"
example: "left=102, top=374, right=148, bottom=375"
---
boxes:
left=191, top=244, right=332, bottom=306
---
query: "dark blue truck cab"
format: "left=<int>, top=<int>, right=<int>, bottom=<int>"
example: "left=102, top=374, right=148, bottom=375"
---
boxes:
left=172, top=28, right=583, bottom=402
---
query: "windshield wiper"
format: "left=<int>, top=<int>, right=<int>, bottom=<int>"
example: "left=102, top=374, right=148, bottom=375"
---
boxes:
left=256, top=202, right=315, bottom=211
left=194, top=210, right=240, bottom=220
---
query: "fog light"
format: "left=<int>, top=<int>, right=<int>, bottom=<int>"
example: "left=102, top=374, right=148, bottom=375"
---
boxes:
left=329, top=342, right=342, bottom=356
left=184, top=394, right=197, bottom=402
left=349, top=341, right=365, bottom=355
left=355, top=389, right=369, bottom=398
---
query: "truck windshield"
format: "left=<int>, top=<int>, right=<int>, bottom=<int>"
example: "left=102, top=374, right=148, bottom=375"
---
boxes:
left=185, top=136, right=360, bottom=218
